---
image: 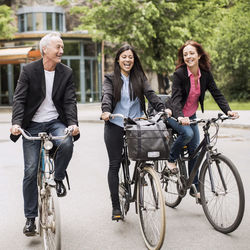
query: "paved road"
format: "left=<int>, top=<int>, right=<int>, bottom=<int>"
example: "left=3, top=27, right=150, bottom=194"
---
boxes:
left=0, top=122, right=249, bottom=250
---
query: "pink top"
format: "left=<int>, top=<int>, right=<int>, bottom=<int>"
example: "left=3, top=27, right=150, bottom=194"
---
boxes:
left=182, top=67, right=201, bottom=117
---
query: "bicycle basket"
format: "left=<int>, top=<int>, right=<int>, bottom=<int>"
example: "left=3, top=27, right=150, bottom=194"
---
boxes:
left=125, top=119, right=170, bottom=161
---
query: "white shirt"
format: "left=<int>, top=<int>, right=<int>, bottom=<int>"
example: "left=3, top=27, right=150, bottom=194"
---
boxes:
left=32, top=70, right=59, bottom=122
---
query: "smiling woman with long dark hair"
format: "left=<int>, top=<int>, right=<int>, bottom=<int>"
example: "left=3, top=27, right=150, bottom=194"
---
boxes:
left=101, top=44, right=170, bottom=220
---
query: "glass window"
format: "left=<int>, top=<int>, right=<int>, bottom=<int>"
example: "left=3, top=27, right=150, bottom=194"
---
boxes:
left=85, top=60, right=91, bottom=102
left=18, top=11, right=64, bottom=32
left=70, top=60, right=81, bottom=102
left=61, top=59, right=67, bottom=65
left=13, top=64, right=20, bottom=91
left=27, top=13, right=33, bottom=31
left=46, top=13, right=52, bottom=30
left=0, top=65, right=8, bottom=104
left=60, top=14, right=63, bottom=31
left=55, top=13, right=60, bottom=31
left=35, top=13, right=44, bottom=31
left=92, top=60, right=99, bottom=101
left=19, top=14, right=24, bottom=32
left=63, top=42, right=80, bottom=56
left=84, top=43, right=96, bottom=56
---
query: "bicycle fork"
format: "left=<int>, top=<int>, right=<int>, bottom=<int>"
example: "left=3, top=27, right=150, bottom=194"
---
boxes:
left=207, top=151, right=227, bottom=195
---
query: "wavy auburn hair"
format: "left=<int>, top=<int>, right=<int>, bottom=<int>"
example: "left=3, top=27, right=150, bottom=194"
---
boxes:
left=176, top=40, right=211, bottom=71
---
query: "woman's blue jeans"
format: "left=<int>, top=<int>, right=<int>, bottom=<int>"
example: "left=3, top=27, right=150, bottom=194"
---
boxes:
left=22, top=119, right=74, bottom=218
left=167, top=114, right=200, bottom=188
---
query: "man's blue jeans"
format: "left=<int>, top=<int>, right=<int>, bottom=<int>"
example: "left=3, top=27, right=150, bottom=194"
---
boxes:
left=22, top=119, right=73, bottom=218
left=167, top=114, right=200, bottom=188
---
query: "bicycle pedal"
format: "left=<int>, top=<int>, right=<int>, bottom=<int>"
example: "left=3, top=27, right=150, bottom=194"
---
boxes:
left=47, top=179, right=56, bottom=187
left=141, top=178, right=148, bottom=186
left=112, top=215, right=124, bottom=221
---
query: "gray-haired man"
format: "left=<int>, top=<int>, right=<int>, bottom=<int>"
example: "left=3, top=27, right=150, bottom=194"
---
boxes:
left=10, top=32, right=80, bottom=236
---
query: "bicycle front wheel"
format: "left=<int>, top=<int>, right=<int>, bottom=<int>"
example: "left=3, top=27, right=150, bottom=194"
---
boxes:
left=199, top=154, right=245, bottom=233
left=137, top=164, right=166, bottom=250
left=42, top=186, right=61, bottom=250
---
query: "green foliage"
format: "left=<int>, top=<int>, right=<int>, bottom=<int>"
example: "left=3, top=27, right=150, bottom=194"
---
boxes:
left=212, top=1, right=250, bottom=101
left=202, top=94, right=250, bottom=110
left=57, top=0, right=250, bottom=101
left=60, top=0, right=224, bottom=75
left=0, top=5, right=16, bottom=39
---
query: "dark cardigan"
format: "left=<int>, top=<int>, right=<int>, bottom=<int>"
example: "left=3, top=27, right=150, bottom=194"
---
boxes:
left=171, top=65, right=231, bottom=118
left=101, top=73, right=165, bottom=115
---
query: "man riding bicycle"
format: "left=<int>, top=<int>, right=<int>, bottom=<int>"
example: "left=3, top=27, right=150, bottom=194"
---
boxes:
left=10, top=32, right=80, bottom=236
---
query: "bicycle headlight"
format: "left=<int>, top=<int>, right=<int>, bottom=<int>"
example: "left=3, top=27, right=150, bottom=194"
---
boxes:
left=44, top=140, right=53, bottom=150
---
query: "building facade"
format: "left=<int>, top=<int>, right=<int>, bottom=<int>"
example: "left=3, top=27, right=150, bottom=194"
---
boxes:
left=0, top=0, right=103, bottom=105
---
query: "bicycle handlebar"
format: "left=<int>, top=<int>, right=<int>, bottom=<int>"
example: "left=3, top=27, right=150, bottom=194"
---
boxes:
left=18, top=127, right=73, bottom=141
left=100, top=111, right=170, bottom=123
left=188, top=113, right=236, bottom=125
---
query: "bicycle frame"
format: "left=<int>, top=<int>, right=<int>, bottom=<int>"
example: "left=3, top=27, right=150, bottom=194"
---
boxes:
left=40, top=143, right=55, bottom=187
left=121, top=133, right=151, bottom=214
left=121, top=137, right=141, bottom=204
left=178, top=121, right=219, bottom=193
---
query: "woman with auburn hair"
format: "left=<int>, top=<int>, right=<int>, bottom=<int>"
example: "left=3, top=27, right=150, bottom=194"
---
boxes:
left=167, top=40, right=239, bottom=201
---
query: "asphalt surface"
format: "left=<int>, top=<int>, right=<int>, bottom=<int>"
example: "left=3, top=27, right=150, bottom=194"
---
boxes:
left=0, top=104, right=249, bottom=249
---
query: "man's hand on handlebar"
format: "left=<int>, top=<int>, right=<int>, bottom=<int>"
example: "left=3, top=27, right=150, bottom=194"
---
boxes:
left=101, top=112, right=111, bottom=121
left=68, top=124, right=80, bottom=136
left=10, top=124, right=21, bottom=135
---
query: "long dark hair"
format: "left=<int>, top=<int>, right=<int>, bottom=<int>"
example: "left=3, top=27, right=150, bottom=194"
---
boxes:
left=113, top=44, right=146, bottom=103
left=176, top=40, right=211, bottom=71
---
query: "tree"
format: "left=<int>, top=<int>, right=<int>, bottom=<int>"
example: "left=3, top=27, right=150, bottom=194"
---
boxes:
left=212, top=1, right=250, bottom=101
left=58, top=0, right=225, bottom=92
left=58, top=0, right=250, bottom=101
left=0, top=5, right=16, bottom=39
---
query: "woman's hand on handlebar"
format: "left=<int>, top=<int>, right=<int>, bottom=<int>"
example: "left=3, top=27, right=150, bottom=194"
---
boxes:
left=178, top=116, right=190, bottom=125
left=101, top=112, right=111, bottom=121
left=227, top=111, right=239, bottom=119
left=164, top=108, right=172, bottom=117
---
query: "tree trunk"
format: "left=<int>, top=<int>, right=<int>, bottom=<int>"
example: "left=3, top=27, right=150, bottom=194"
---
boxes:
left=157, top=73, right=165, bottom=94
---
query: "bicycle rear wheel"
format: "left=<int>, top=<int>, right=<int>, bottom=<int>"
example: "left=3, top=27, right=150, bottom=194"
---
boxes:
left=199, top=154, right=245, bottom=233
left=42, top=186, right=61, bottom=250
left=119, top=163, right=130, bottom=218
left=137, top=164, right=166, bottom=250
left=155, top=160, right=182, bottom=208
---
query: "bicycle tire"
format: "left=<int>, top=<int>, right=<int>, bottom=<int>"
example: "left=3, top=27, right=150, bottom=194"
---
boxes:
left=37, top=171, right=43, bottom=237
left=42, top=186, right=61, bottom=250
left=199, top=154, right=245, bottom=233
left=118, top=164, right=129, bottom=218
left=155, top=160, right=182, bottom=208
left=137, top=165, right=166, bottom=250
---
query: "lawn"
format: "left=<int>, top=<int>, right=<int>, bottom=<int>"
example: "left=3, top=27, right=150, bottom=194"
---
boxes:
left=201, top=98, right=250, bottom=110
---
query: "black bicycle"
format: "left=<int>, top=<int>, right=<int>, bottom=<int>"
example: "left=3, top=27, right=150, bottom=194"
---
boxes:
left=107, top=114, right=166, bottom=250
left=155, top=113, right=245, bottom=234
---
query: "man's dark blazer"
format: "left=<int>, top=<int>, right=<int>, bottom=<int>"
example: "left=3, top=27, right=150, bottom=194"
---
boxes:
left=171, top=65, right=231, bottom=118
left=11, top=59, right=80, bottom=142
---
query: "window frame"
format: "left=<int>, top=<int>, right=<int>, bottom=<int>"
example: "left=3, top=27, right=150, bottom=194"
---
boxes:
left=17, top=6, right=65, bottom=33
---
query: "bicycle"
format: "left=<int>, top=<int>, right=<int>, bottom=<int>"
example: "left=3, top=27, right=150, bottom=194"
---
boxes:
left=155, top=113, right=245, bottom=234
left=105, top=114, right=166, bottom=250
left=19, top=127, right=72, bottom=250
